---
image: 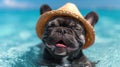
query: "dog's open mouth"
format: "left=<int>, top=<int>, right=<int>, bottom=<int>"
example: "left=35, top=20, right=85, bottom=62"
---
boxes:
left=46, top=40, right=75, bottom=48
left=56, top=40, right=67, bottom=48
left=46, top=40, right=78, bottom=55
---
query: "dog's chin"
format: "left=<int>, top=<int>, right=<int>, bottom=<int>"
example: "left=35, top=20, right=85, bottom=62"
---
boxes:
left=54, top=47, right=67, bottom=56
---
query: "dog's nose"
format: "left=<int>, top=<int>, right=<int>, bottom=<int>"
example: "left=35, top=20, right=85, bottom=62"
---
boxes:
left=56, top=28, right=68, bottom=34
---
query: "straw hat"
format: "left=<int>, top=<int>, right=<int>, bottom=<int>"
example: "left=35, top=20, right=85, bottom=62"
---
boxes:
left=36, top=3, right=95, bottom=49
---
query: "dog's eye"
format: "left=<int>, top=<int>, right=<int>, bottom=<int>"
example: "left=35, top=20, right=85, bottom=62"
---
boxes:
left=48, top=22, right=56, bottom=27
left=69, top=23, right=75, bottom=27
left=75, top=24, right=83, bottom=31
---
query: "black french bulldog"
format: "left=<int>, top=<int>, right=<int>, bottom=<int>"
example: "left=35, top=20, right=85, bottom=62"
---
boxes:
left=39, top=4, right=98, bottom=67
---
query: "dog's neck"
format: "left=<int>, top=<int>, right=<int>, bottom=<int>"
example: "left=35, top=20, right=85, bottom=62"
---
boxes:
left=42, top=47, right=84, bottom=64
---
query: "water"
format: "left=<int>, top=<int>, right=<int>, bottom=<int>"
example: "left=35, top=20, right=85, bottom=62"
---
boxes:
left=0, top=9, right=120, bottom=67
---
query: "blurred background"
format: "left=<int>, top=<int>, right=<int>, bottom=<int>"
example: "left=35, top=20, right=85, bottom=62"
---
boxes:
left=0, top=0, right=120, bottom=67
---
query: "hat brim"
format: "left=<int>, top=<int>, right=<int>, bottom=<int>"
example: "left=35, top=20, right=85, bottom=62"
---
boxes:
left=36, top=10, right=95, bottom=49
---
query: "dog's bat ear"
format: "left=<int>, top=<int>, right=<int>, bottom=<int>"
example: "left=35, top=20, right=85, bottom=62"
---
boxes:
left=40, top=4, right=52, bottom=15
left=85, top=11, right=99, bottom=27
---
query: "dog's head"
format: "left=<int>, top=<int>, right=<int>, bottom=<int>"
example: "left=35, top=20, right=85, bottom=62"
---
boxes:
left=39, top=4, right=98, bottom=57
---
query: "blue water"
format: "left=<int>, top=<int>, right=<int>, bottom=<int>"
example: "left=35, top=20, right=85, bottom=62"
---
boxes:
left=0, top=9, right=120, bottom=67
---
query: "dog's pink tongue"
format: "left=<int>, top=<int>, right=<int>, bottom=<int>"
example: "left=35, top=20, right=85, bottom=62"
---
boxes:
left=56, top=44, right=66, bottom=48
